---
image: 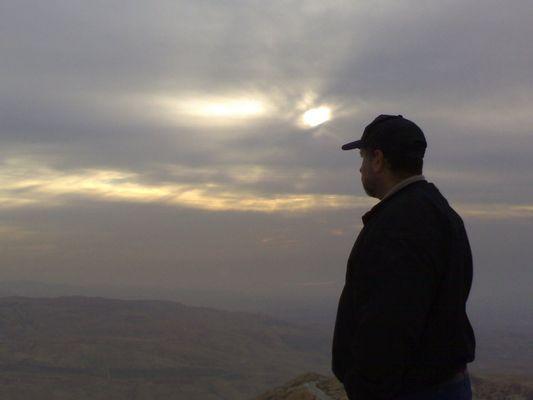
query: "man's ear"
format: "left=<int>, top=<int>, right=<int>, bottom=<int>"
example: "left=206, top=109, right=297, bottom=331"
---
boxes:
left=371, top=149, right=386, bottom=172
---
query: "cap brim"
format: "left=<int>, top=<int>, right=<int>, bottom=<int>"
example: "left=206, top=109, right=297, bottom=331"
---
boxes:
left=341, top=140, right=363, bottom=150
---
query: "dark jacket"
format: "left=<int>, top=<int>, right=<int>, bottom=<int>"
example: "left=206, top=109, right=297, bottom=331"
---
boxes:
left=332, top=179, right=476, bottom=400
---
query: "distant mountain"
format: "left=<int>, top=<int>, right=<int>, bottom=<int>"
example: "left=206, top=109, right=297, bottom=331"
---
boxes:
left=0, top=296, right=330, bottom=400
left=252, top=372, right=533, bottom=400
left=0, top=279, right=338, bottom=325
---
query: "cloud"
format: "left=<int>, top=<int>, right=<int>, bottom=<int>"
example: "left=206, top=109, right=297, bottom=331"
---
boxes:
left=2, top=155, right=533, bottom=222
left=0, top=156, right=372, bottom=213
left=457, top=203, right=533, bottom=220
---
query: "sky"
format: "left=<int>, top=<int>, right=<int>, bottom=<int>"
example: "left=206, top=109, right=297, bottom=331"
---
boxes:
left=1, top=0, right=532, bottom=320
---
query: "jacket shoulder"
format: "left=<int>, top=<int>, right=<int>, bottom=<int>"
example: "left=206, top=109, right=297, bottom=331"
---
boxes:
left=377, top=183, right=453, bottom=238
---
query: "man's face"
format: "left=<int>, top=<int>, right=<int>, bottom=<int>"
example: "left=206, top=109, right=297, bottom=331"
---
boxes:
left=359, top=148, right=379, bottom=198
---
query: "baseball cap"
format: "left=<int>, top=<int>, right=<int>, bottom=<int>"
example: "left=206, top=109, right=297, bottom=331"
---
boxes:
left=342, top=114, right=427, bottom=158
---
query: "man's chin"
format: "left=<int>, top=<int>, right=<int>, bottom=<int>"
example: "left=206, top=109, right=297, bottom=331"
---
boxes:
left=362, top=185, right=375, bottom=198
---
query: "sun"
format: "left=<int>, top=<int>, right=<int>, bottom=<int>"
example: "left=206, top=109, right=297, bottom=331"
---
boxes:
left=302, top=106, right=332, bottom=127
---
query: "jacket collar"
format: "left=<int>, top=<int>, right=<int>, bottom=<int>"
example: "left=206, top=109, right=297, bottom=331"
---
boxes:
left=362, top=176, right=427, bottom=226
left=381, top=174, right=426, bottom=202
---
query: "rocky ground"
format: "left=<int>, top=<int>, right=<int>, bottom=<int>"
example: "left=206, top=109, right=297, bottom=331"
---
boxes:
left=253, top=371, right=533, bottom=400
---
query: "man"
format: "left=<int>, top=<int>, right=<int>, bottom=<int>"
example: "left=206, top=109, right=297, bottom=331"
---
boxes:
left=332, top=115, right=476, bottom=400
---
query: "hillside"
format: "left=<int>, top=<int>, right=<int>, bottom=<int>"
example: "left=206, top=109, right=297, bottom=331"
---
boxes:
left=0, top=296, right=330, bottom=400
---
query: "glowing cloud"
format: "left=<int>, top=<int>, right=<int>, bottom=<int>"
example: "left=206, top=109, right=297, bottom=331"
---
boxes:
left=4, top=158, right=533, bottom=218
left=302, top=106, right=331, bottom=127
left=154, top=94, right=269, bottom=124
left=196, top=99, right=265, bottom=118
left=0, top=158, right=367, bottom=213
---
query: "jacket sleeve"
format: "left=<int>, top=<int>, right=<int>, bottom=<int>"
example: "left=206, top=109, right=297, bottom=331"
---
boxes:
left=342, top=231, right=439, bottom=400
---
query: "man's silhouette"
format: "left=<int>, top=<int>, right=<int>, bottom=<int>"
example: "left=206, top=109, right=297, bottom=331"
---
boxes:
left=332, top=115, right=476, bottom=400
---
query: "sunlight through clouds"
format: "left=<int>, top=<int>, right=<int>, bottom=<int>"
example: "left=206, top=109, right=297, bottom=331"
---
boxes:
left=302, top=106, right=332, bottom=127
left=177, top=98, right=266, bottom=118
left=3, top=158, right=533, bottom=218
left=0, top=158, right=366, bottom=213
left=152, top=94, right=271, bottom=125
left=143, top=89, right=341, bottom=131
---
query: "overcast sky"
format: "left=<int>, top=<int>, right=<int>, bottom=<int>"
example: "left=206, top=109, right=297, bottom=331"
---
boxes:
left=1, top=1, right=532, bottom=317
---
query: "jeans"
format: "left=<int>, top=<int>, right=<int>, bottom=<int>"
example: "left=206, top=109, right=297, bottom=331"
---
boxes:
left=394, top=372, right=472, bottom=400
